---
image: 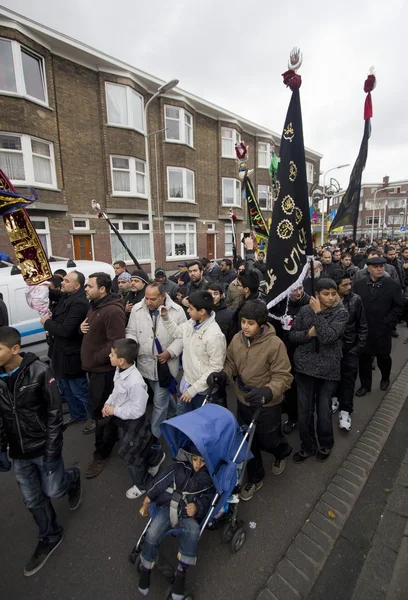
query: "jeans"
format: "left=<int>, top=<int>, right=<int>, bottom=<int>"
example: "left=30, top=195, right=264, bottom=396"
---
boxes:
left=237, top=402, right=292, bottom=484
left=176, top=393, right=207, bottom=416
left=359, top=353, right=392, bottom=390
left=13, top=456, right=78, bottom=543
left=146, top=379, right=177, bottom=439
left=141, top=505, right=200, bottom=569
left=296, top=372, right=338, bottom=453
left=58, top=377, right=94, bottom=421
left=337, top=351, right=359, bottom=414
left=88, top=371, right=116, bottom=460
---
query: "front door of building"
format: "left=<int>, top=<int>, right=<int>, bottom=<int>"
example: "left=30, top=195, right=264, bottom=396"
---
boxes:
left=206, top=234, right=215, bottom=260
left=73, top=235, right=93, bottom=260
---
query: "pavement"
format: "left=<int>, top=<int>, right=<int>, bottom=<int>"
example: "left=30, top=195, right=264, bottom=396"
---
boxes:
left=1, top=326, right=408, bottom=600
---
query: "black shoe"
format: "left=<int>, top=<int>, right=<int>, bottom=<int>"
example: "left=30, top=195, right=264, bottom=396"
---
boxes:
left=316, top=448, right=331, bottom=463
left=292, top=449, right=316, bottom=463
left=68, top=468, right=82, bottom=510
left=138, top=568, right=151, bottom=596
left=24, top=536, right=63, bottom=576
left=355, top=387, right=371, bottom=397
left=282, top=420, right=296, bottom=435
left=391, top=330, right=399, bottom=338
left=171, top=570, right=186, bottom=599
left=380, top=380, right=390, bottom=391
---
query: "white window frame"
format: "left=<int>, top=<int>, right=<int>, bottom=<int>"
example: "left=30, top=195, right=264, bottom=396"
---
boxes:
left=258, top=142, right=271, bottom=168
left=105, top=82, right=144, bottom=133
left=224, top=223, right=233, bottom=257
left=110, top=155, right=147, bottom=197
left=164, top=221, right=197, bottom=260
left=31, top=216, right=52, bottom=257
left=164, top=105, right=194, bottom=147
left=221, top=127, right=241, bottom=158
left=0, top=38, right=48, bottom=106
left=167, top=167, right=195, bottom=203
left=0, top=132, right=57, bottom=189
left=222, top=178, right=241, bottom=207
left=110, top=219, right=150, bottom=265
left=258, top=184, right=272, bottom=210
left=306, top=161, right=314, bottom=184
left=72, top=218, right=90, bottom=230
left=366, top=216, right=381, bottom=226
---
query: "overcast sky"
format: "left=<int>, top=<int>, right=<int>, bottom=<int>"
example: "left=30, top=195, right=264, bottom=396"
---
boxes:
left=3, top=0, right=406, bottom=189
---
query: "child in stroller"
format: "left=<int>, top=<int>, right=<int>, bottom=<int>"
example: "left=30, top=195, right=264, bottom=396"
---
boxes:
left=138, top=443, right=214, bottom=599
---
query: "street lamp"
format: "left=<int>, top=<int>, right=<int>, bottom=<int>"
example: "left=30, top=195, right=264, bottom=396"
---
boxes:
left=144, top=79, right=179, bottom=274
left=320, top=164, right=350, bottom=243
left=370, top=186, right=393, bottom=243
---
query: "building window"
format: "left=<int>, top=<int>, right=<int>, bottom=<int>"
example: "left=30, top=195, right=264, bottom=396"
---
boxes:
left=222, top=178, right=241, bottom=207
left=167, top=167, right=195, bottom=203
left=110, top=220, right=150, bottom=263
left=387, top=199, right=405, bottom=209
left=388, top=215, right=403, bottom=225
left=164, top=106, right=193, bottom=146
left=0, top=38, right=47, bottom=104
left=31, top=217, right=52, bottom=257
left=306, top=162, right=314, bottom=184
left=0, top=133, right=57, bottom=188
left=258, top=142, right=271, bottom=168
left=258, top=184, right=272, bottom=210
left=72, top=218, right=90, bottom=230
left=165, top=222, right=196, bottom=259
left=221, top=127, right=240, bottom=158
left=105, top=83, right=144, bottom=132
left=366, top=216, right=381, bottom=226
left=225, top=224, right=233, bottom=256
left=110, top=155, right=146, bottom=197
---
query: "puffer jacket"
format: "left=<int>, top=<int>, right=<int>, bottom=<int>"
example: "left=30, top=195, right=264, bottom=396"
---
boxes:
left=126, top=295, right=187, bottom=380
left=162, top=311, right=226, bottom=398
left=0, top=353, right=63, bottom=461
left=147, top=451, right=214, bottom=522
left=223, top=324, right=293, bottom=407
left=341, top=292, right=368, bottom=353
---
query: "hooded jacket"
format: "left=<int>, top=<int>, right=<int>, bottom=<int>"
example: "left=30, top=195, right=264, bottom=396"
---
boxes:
left=223, top=324, right=293, bottom=407
left=81, top=293, right=126, bottom=373
left=0, top=352, right=63, bottom=461
left=126, top=295, right=187, bottom=381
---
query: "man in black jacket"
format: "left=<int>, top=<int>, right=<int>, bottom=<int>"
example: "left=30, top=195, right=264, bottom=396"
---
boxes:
left=41, top=271, right=94, bottom=433
left=332, top=270, right=368, bottom=430
left=182, top=261, right=209, bottom=306
left=207, top=282, right=233, bottom=343
left=218, top=258, right=237, bottom=292
left=354, top=257, right=403, bottom=395
left=385, top=245, right=405, bottom=290
left=0, top=327, right=81, bottom=576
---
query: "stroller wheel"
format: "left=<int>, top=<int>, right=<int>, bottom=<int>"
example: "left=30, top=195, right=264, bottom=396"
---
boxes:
left=231, top=528, right=246, bottom=553
left=222, top=523, right=234, bottom=544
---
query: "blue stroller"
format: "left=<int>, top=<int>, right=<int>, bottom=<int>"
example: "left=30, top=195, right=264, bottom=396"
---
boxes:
left=128, top=401, right=258, bottom=599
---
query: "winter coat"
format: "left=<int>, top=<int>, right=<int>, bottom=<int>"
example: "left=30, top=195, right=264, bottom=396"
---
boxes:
left=353, top=276, right=403, bottom=356
left=213, top=300, right=234, bottom=343
left=253, top=260, right=267, bottom=278
left=81, top=293, right=126, bottom=373
left=105, top=364, right=149, bottom=421
left=160, top=278, right=178, bottom=300
left=321, top=262, right=336, bottom=278
left=338, top=262, right=359, bottom=277
left=185, top=277, right=209, bottom=297
left=218, top=268, right=237, bottom=292
left=203, top=263, right=221, bottom=282
left=289, top=302, right=349, bottom=381
left=341, top=292, right=368, bottom=354
left=354, top=265, right=396, bottom=283
left=162, top=312, right=226, bottom=398
left=226, top=278, right=244, bottom=313
left=126, top=295, right=186, bottom=381
left=229, top=290, right=265, bottom=340
left=223, top=324, right=293, bottom=407
left=43, top=288, right=89, bottom=379
left=386, top=258, right=405, bottom=289
left=147, top=452, right=214, bottom=522
left=0, top=352, right=63, bottom=461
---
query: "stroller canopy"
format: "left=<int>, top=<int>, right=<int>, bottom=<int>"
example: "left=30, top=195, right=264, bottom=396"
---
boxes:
left=161, top=404, right=248, bottom=497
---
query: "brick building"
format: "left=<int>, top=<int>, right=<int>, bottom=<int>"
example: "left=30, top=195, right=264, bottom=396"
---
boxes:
left=0, top=8, right=322, bottom=273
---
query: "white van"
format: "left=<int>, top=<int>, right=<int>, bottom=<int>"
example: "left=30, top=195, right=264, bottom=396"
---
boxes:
left=0, top=260, right=115, bottom=360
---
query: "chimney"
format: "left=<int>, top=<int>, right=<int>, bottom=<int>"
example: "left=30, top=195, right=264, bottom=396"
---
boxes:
left=383, top=175, right=389, bottom=187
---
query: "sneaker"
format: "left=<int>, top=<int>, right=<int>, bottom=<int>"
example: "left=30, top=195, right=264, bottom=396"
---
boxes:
left=339, top=410, right=351, bottom=431
left=24, top=536, right=63, bottom=577
left=282, top=420, right=296, bottom=435
left=126, top=484, right=146, bottom=500
left=272, top=458, right=286, bottom=475
left=316, top=448, right=331, bottom=462
left=82, top=420, right=96, bottom=435
left=85, top=459, right=106, bottom=479
left=292, top=449, right=316, bottom=463
left=148, top=451, right=166, bottom=477
left=239, top=480, right=263, bottom=501
left=331, top=397, right=339, bottom=414
left=138, top=568, right=151, bottom=596
left=68, top=468, right=82, bottom=510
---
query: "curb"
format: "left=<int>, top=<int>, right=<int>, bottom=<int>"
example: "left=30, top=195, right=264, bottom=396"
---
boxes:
left=256, top=364, right=408, bottom=600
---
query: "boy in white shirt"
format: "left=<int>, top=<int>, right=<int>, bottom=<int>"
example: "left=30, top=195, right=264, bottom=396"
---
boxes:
left=102, top=338, right=166, bottom=499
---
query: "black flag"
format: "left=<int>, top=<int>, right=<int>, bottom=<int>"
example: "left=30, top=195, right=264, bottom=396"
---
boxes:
left=265, top=75, right=313, bottom=309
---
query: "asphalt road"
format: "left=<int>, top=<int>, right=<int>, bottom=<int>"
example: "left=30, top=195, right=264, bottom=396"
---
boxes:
left=1, top=326, right=408, bottom=600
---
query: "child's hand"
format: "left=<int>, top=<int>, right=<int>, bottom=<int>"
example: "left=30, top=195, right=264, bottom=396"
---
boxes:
left=180, top=390, right=192, bottom=403
left=186, top=503, right=197, bottom=517
left=139, top=496, right=151, bottom=517
left=102, top=404, right=115, bottom=417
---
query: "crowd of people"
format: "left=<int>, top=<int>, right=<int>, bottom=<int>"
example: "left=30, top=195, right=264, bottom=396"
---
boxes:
left=0, top=235, right=407, bottom=598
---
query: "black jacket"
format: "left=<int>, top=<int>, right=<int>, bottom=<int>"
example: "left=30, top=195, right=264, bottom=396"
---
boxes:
left=218, top=268, right=237, bottom=291
left=213, top=300, right=234, bottom=343
left=341, top=292, right=368, bottom=354
left=253, top=260, right=267, bottom=277
left=321, top=262, right=336, bottom=278
left=203, top=263, right=221, bottom=282
left=386, top=258, right=405, bottom=289
left=43, top=288, right=89, bottom=378
left=270, top=292, right=310, bottom=358
left=0, top=353, right=63, bottom=461
left=185, top=277, right=209, bottom=297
